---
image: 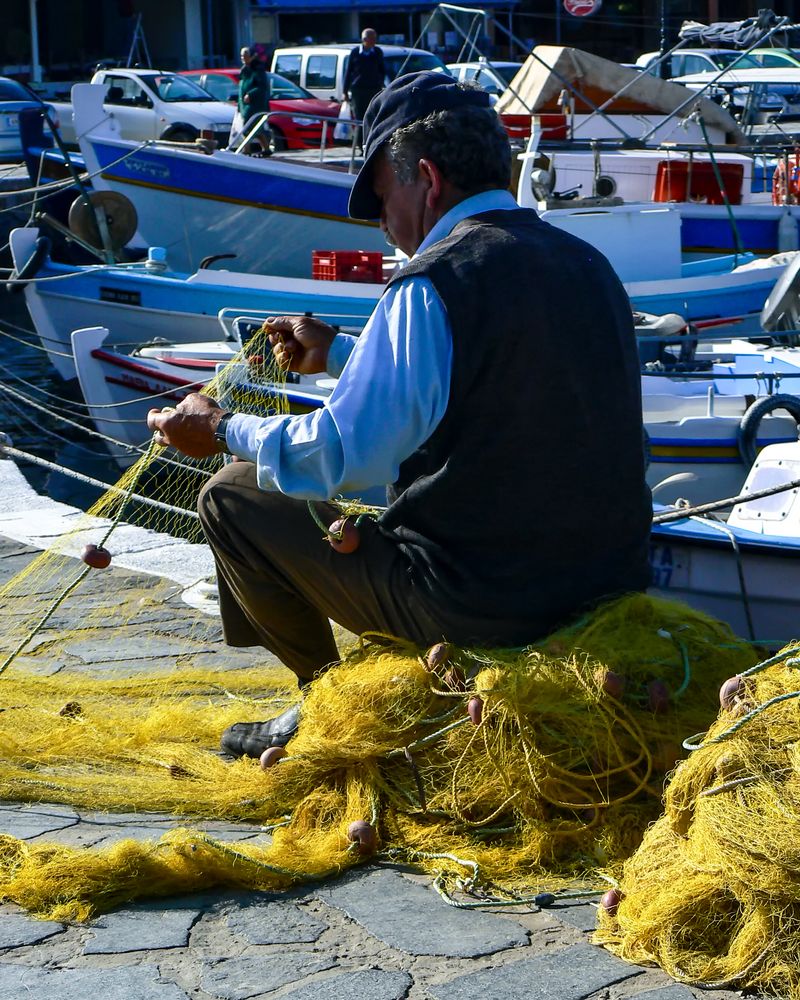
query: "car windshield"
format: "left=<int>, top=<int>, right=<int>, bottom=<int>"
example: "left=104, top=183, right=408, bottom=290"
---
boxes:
left=714, top=52, right=760, bottom=70
left=384, top=54, right=449, bottom=79
left=0, top=79, right=35, bottom=102
left=149, top=74, right=216, bottom=103
left=268, top=72, right=313, bottom=100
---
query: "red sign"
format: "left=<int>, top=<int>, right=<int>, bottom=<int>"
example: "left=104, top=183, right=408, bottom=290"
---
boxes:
left=563, top=0, right=602, bottom=15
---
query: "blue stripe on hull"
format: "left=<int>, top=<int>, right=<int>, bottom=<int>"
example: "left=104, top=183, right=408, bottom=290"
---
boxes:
left=681, top=216, right=782, bottom=255
left=92, top=141, right=352, bottom=219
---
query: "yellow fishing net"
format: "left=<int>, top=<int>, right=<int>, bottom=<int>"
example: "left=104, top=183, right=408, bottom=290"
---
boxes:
left=597, top=644, right=800, bottom=998
left=0, top=322, right=791, bottom=999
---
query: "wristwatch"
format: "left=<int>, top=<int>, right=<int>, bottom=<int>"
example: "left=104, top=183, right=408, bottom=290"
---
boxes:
left=214, top=411, right=234, bottom=454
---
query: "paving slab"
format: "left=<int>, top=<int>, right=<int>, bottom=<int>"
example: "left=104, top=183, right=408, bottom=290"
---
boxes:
left=280, top=969, right=413, bottom=1000
left=549, top=902, right=600, bottom=932
left=0, top=962, right=191, bottom=999
left=631, top=988, right=697, bottom=1000
left=226, top=899, right=328, bottom=944
left=0, top=912, right=65, bottom=949
left=84, top=901, right=203, bottom=953
left=427, top=943, right=642, bottom=1000
left=318, top=869, right=529, bottom=957
left=0, top=805, right=79, bottom=839
left=200, top=953, right=337, bottom=1000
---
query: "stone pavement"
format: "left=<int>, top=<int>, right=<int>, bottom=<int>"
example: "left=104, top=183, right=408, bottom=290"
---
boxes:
left=0, top=464, right=745, bottom=1000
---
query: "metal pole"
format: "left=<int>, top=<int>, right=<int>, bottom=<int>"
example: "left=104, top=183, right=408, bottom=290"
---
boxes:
left=555, top=0, right=562, bottom=44
left=29, top=0, right=42, bottom=82
left=659, top=0, right=668, bottom=79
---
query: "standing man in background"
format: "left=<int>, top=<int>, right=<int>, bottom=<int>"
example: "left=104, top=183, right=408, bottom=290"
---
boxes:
left=236, top=46, right=270, bottom=155
left=344, top=28, right=386, bottom=149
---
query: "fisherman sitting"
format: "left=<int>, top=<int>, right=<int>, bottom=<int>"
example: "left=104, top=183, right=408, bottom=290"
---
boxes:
left=147, top=71, right=652, bottom=759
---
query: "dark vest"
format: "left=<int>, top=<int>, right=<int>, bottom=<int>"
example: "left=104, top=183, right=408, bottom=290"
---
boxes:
left=378, top=208, right=652, bottom=643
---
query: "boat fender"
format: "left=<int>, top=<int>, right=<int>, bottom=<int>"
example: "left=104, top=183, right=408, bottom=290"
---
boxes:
left=737, top=393, right=800, bottom=468
left=6, top=235, right=51, bottom=295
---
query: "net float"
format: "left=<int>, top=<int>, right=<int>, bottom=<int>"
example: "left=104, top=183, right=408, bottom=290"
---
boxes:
left=443, top=666, right=465, bottom=692
left=600, top=887, right=622, bottom=916
left=647, top=679, right=670, bottom=714
left=347, top=819, right=376, bottom=855
left=327, top=518, right=360, bottom=553
left=596, top=668, right=625, bottom=700
left=467, top=696, right=483, bottom=725
left=260, top=746, right=288, bottom=770
left=425, top=642, right=451, bottom=672
left=81, top=544, right=111, bottom=569
left=719, top=675, right=745, bottom=710
left=59, top=701, right=82, bottom=718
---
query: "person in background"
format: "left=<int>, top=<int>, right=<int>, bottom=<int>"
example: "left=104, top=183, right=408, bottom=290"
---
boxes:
left=236, top=46, right=270, bottom=155
left=343, top=28, right=386, bottom=150
left=148, top=72, right=652, bottom=760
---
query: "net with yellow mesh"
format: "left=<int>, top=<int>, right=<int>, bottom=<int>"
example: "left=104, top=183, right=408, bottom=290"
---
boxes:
left=596, top=644, right=800, bottom=998
left=0, top=322, right=778, bottom=989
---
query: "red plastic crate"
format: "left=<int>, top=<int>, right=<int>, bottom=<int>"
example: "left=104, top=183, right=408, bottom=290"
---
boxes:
left=312, top=250, right=384, bottom=283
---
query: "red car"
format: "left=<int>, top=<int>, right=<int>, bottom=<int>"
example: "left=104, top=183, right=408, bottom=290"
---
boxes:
left=179, top=69, right=339, bottom=150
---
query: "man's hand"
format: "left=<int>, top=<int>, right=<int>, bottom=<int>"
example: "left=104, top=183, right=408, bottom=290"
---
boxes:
left=264, top=315, right=337, bottom=375
left=146, top=394, right=226, bottom=459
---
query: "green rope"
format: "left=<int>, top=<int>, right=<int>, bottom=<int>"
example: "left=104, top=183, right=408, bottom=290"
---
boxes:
left=683, top=687, right=800, bottom=752
left=698, top=116, right=744, bottom=264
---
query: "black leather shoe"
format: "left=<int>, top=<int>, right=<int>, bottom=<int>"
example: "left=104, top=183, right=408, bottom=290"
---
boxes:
left=219, top=702, right=301, bottom=759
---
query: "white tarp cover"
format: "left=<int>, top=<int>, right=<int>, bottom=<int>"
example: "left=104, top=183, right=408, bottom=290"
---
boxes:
left=496, top=45, right=744, bottom=144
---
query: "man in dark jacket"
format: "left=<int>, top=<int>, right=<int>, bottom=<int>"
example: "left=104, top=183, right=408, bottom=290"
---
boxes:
left=237, top=46, right=270, bottom=154
left=147, top=73, right=653, bottom=759
left=343, top=28, right=386, bottom=148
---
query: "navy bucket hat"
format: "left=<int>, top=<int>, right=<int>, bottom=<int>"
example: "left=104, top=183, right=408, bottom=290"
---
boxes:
left=347, top=70, right=492, bottom=221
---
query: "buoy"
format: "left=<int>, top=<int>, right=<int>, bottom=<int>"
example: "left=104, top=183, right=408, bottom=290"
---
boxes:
left=596, top=668, right=625, bottom=700
left=600, top=888, right=622, bottom=916
left=443, top=666, right=465, bottom=692
left=260, top=746, right=288, bottom=770
left=327, top=518, right=360, bottom=554
left=467, top=696, right=483, bottom=725
left=81, top=544, right=111, bottom=569
left=647, top=679, right=670, bottom=714
left=425, top=642, right=451, bottom=672
left=347, top=819, right=376, bottom=855
left=719, top=675, right=745, bottom=710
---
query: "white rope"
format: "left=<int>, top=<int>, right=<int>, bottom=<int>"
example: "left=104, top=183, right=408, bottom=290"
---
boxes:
left=0, top=443, right=200, bottom=519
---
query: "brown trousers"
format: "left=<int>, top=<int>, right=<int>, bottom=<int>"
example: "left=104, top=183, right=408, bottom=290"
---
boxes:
left=197, top=462, right=448, bottom=683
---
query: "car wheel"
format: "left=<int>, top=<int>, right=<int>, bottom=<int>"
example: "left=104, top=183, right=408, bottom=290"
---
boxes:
left=162, top=127, right=196, bottom=143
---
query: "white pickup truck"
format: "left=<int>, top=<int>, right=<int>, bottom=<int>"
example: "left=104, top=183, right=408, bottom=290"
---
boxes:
left=49, top=68, right=234, bottom=147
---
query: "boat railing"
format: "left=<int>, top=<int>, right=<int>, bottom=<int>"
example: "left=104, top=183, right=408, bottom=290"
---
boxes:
left=216, top=308, right=368, bottom=345
left=228, top=110, right=363, bottom=170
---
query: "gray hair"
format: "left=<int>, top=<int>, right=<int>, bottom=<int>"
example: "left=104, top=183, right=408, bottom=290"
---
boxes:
left=386, top=101, right=511, bottom=193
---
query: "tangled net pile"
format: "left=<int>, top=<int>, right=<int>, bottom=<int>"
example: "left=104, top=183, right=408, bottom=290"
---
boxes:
left=597, top=643, right=800, bottom=998
left=2, top=322, right=797, bottom=997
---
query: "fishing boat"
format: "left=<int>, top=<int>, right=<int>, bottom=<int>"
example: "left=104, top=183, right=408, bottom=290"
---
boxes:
left=12, top=206, right=796, bottom=382
left=8, top=227, right=383, bottom=381
left=67, top=82, right=387, bottom=277
left=650, top=436, right=800, bottom=645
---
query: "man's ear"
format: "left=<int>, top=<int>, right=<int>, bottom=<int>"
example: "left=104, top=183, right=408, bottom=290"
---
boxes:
left=418, top=158, right=443, bottom=209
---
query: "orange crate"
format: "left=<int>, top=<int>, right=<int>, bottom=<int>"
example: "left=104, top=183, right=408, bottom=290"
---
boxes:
left=312, top=250, right=384, bottom=283
left=653, top=160, right=744, bottom=205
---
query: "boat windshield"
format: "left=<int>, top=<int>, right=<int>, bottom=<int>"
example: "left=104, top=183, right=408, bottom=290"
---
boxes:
left=150, top=74, right=217, bottom=103
left=384, top=54, right=451, bottom=80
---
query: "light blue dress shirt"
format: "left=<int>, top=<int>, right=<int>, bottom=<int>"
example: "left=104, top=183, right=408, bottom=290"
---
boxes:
left=225, top=188, right=519, bottom=499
